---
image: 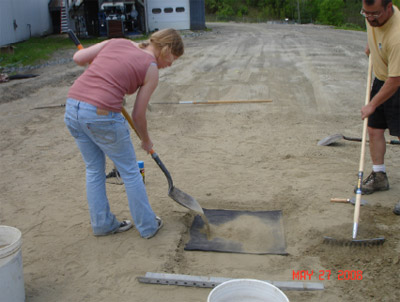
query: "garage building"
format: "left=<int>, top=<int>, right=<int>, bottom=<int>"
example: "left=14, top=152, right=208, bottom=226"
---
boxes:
left=59, top=0, right=205, bottom=37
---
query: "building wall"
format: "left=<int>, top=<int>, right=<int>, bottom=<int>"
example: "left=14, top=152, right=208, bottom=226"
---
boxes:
left=0, top=0, right=53, bottom=47
left=189, top=0, right=205, bottom=30
left=147, top=0, right=190, bottom=32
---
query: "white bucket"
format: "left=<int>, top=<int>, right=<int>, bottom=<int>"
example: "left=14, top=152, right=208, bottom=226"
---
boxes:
left=0, top=226, right=25, bottom=302
left=207, top=279, right=289, bottom=302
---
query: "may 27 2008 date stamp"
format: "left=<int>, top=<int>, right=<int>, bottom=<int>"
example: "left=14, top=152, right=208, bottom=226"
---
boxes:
left=292, top=270, right=363, bottom=281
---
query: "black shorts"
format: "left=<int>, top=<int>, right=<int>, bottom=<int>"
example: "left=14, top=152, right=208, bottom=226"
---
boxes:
left=368, top=78, right=400, bottom=136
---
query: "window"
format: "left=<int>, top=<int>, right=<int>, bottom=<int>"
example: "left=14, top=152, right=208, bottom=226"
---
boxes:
left=176, top=7, right=185, bottom=13
left=164, top=7, right=173, bottom=13
left=152, top=8, right=161, bottom=14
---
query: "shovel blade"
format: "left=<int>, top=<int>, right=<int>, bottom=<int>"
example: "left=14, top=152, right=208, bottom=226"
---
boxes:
left=168, top=187, right=204, bottom=214
left=317, top=133, right=343, bottom=146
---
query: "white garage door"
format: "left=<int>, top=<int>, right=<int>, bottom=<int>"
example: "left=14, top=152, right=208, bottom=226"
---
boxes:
left=147, top=0, right=190, bottom=32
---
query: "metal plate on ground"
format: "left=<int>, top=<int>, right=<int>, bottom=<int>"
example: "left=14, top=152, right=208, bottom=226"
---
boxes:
left=184, top=208, right=288, bottom=255
left=138, top=272, right=324, bottom=291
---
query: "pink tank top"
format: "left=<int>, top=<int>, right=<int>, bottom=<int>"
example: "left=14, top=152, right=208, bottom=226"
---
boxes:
left=68, top=39, right=156, bottom=112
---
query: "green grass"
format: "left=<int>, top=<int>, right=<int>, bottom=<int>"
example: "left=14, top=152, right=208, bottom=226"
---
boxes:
left=334, top=23, right=365, bottom=31
left=0, top=34, right=147, bottom=70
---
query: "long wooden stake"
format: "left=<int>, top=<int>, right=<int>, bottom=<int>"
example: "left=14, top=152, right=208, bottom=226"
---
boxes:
left=152, top=99, right=273, bottom=105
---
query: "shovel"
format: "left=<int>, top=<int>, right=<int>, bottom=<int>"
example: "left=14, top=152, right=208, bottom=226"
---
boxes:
left=318, top=133, right=400, bottom=146
left=330, top=197, right=367, bottom=206
left=67, top=29, right=204, bottom=215
left=121, top=108, right=204, bottom=214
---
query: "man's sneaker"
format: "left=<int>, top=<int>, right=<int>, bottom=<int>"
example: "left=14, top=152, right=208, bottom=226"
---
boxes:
left=144, top=216, right=163, bottom=239
left=393, top=201, right=400, bottom=215
left=115, top=220, right=133, bottom=233
left=354, top=171, right=389, bottom=195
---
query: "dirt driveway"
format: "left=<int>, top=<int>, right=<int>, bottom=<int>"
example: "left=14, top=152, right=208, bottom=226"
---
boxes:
left=1, top=22, right=399, bottom=301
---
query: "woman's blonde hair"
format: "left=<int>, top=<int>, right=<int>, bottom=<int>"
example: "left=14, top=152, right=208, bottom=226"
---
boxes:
left=139, top=28, right=184, bottom=58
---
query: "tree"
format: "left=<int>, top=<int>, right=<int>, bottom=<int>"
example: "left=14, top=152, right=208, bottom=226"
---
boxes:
left=204, top=0, right=365, bottom=28
left=317, top=0, right=344, bottom=26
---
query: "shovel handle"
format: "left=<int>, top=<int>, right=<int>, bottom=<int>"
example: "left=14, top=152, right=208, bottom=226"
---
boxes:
left=342, top=136, right=361, bottom=142
left=121, top=107, right=173, bottom=186
left=120, top=107, right=155, bottom=154
left=68, top=29, right=84, bottom=50
left=330, top=198, right=349, bottom=203
left=343, top=136, right=400, bottom=145
left=121, top=107, right=143, bottom=140
left=120, top=107, right=156, bottom=154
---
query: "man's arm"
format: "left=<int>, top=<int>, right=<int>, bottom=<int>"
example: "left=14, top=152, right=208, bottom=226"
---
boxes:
left=362, top=76, right=400, bottom=119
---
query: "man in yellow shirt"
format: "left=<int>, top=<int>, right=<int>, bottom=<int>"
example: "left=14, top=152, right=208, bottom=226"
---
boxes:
left=359, top=0, right=400, bottom=215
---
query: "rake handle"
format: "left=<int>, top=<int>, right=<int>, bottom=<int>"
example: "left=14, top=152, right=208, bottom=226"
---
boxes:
left=353, top=56, right=373, bottom=239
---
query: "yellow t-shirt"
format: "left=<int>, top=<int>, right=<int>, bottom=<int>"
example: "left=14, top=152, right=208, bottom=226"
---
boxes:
left=367, top=5, right=400, bottom=81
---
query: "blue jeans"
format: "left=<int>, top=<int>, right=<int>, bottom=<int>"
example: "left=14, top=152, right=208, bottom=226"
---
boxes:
left=64, top=98, right=158, bottom=237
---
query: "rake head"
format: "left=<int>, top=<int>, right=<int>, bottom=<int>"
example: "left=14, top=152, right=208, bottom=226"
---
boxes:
left=323, top=236, right=385, bottom=247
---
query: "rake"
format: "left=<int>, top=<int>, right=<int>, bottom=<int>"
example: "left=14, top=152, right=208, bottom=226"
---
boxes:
left=323, top=56, right=385, bottom=247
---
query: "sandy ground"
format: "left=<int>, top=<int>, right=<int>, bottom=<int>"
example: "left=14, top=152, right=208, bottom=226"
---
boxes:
left=1, top=22, right=400, bottom=301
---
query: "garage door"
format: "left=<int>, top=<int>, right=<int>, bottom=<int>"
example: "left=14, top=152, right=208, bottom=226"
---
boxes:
left=147, top=0, right=190, bottom=32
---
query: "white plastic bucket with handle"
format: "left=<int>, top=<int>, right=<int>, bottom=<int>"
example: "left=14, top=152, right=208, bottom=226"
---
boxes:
left=0, top=226, right=25, bottom=302
left=207, top=279, right=289, bottom=302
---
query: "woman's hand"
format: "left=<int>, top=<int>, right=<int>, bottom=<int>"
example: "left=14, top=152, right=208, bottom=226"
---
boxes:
left=141, top=139, right=154, bottom=153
